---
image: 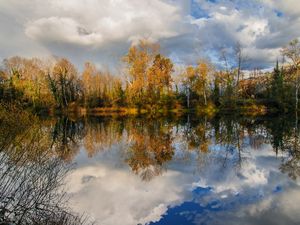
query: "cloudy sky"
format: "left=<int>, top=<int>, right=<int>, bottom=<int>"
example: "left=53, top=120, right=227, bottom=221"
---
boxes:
left=1, top=0, right=300, bottom=70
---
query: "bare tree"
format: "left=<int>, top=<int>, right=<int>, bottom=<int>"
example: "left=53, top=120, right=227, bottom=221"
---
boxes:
left=235, top=41, right=244, bottom=86
left=220, top=48, right=230, bottom=74
left=0, top=105, right=92, bottom=225
left=281, top=39, right=300, bottom=113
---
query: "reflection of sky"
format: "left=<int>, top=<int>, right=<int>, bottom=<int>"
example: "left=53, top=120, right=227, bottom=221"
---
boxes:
left=65, top=137, right=300, bottom=225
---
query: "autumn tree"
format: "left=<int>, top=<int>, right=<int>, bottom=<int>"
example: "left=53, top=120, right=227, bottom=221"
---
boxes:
left=181, top=60, right=213, bottom=108
left=123, top=40, right=174, bottom=111
left=81, top=62, right=125, bottom=108
left=48, top=58, right=82, bottom=108
left=82, top=62, right=97, bottom=107
left=194, top=60, right=213, bottom=106
left=112, top=79, right=126, bottom=106
left=2, top=56, right=54, bottom=108
left=123, top=40, right=157, bottom=108
left=146, top=54, right=174, bottom=108
left=181, top=66, right=196, bottom=108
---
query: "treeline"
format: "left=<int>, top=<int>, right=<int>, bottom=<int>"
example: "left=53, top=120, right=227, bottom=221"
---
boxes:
left=1, top=39, right=300, bottom=114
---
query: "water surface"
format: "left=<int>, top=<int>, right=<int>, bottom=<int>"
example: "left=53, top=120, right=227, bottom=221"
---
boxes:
left=2, top=114, right=300, bottom=225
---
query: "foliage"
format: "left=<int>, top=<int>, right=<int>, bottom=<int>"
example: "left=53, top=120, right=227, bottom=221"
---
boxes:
left=1, top=39, right=300, bottom=115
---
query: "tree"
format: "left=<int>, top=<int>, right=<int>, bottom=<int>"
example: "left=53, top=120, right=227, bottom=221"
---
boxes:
left=2, top=57, right=54, bottom=108
left=235, top=41, right=244, bottom=87
left=123, top=40, right=174, bottom=110
left=281, top=39, right=300, bottom=112
left=0, top=105, right=91, bottom=225
left=181, top=60, right=213, bottom=108
left=194, top=60, right=212, bottom=106
left=271, top=60, right=284, bottom=109
left=112, top=79, right=126, bottom=107
left=219, top=49, right=236, bottom=109
left=181, top=66, right=196, bottom=108
left=212, top=73, right=221, bottom=106
left=48, top=58, right=82, bottom=108
left=147, top=54, right=174, bottom=108
left=123, top=40, right=158, bottom=108
left=82, top=62, right=97, bottom=107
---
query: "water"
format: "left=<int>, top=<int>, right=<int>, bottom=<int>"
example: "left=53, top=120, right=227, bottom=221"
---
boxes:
left=1, top=114, right=300, bottom=225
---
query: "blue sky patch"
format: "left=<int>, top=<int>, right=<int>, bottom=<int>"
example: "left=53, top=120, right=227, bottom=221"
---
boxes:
left=191, top=0, right=210, bottom=19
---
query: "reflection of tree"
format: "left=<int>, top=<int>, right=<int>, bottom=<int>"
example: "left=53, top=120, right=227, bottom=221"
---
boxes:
left=214, top=117, right=270, bottom=169
left=5, top=101, right=300, bottom=186
left=184, top=117, right=212, bottom=153
left=0, top=105, right=90, bottom=225
left=0, top=104, right=55, bottom=163
left=280, top=152, right=300, bottom=180
left=279, top=134, right=300, bottom=180
left=265, top=116, right=294, bottom=155
left=261, top=115, right=300, bottom=179
left=277, top=122, right=300, bottom=180
left=83, top=117, right=124, bottom=157
left=184, top=116, right=250, bottom=169
left=51, top=117, right=85, bottom=162
left=48, top=114, right=300, bottom=181
left=126, top=119, right=174, bottom=181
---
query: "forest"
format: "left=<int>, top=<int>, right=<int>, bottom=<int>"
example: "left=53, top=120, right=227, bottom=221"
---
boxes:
left=1, top=39, right=300, bottom=116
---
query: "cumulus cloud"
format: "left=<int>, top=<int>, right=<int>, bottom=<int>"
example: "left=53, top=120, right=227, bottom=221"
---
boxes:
left=25, top=17, right=104, bottom=46
left=24, top=0, right=182, bottom=47
left=0, top=0, right=186, bottom=69
left=189, top=0, right=300, bottom=68
left=1, top=0, right=300, bottom=69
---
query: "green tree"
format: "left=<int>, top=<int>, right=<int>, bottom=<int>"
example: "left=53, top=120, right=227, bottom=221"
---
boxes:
left=271, top=60, right=284, bottom=110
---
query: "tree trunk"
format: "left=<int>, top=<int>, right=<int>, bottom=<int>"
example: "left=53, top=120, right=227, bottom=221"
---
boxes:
left=237, top=58, right=241, bottom=87
left=203, top=89, right=207, bottom=106
left=296, top=68, right=299, bottom=114
left=187, top=87, right=190, bottom=109
left=296, top=85, right=298, bottom=113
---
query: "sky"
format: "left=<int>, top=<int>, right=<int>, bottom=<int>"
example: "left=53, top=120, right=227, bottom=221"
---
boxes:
left=1, top=0, right=300, bottom=70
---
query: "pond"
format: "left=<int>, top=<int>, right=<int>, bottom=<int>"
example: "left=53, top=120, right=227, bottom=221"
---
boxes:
left=1, top=113, right=300, bottom=225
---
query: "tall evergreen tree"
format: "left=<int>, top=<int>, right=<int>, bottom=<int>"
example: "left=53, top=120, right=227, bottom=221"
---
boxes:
left=271, top=60, right=284, bottom=110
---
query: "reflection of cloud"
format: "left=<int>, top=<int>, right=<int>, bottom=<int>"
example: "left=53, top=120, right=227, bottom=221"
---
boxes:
left=66, top=146, right=194, bottom=225
left=251, top=188, right=300, bottom=222
left=190, top=187, right=300, bottom=225
left=66, top=141, right=300, bottom=225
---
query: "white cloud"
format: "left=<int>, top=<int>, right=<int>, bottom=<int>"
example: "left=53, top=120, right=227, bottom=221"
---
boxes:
left=26, top=17, right=104, bottom=46
left=1, top=0, right=300, bottom=69
left=0, top=0, right=186, bottom=69
left=189, top=0, right=300, bottom=68
left=24, top=0, right=182, bottom=47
